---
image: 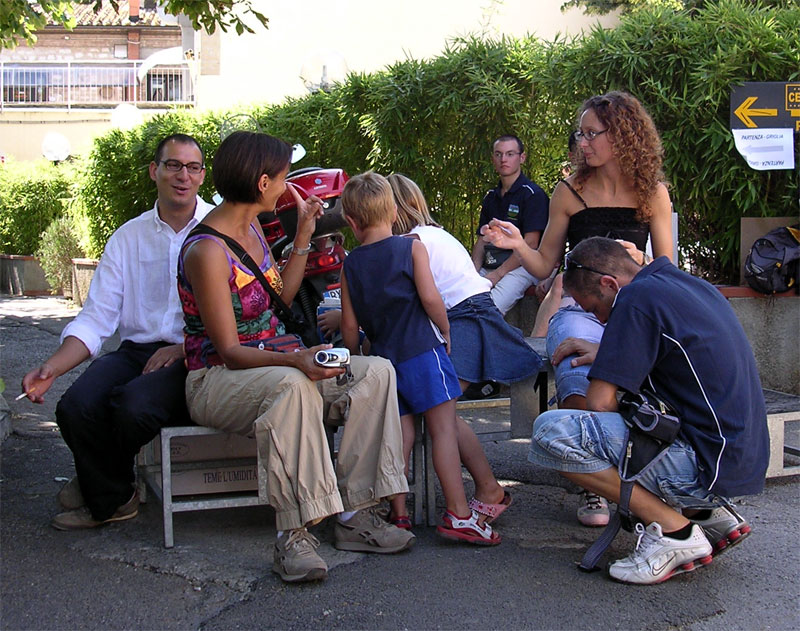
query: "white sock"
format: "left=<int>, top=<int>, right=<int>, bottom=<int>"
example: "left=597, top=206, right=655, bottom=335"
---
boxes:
left=339, top=510, right=357, bottom=522
left=277, top=530, right=284, bottom=538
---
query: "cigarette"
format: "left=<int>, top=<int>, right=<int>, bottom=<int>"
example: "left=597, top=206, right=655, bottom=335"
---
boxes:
left=15, top=388, right=35, bottom=401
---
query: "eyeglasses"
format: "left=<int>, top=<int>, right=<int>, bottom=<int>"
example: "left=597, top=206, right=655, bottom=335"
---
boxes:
left=564, top=252, right=616, bottom=278
left=574, top=129, right=608, bottom=142
left=492, top=151, right=521, bottom=160
left=159, top=159, right=204, bottom=174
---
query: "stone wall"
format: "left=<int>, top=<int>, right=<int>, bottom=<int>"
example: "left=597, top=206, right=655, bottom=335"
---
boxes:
left=0, top=28, right=179, bottom=62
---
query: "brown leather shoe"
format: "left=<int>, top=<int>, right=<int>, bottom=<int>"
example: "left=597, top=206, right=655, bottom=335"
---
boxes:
left=56, top=476, right=85, bottom=510
left=51, top=490, right=139, bottom=531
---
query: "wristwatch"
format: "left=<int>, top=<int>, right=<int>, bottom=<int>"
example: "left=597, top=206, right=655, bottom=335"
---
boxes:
left=292, top=244, right=312, bottom=256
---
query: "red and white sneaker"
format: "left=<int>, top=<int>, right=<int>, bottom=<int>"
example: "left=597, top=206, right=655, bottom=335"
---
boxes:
left=608, top=522, right=712, bottom=585
left=690, top=505, right=751, bottom=557
left=436, top=509, right=501, bottom=546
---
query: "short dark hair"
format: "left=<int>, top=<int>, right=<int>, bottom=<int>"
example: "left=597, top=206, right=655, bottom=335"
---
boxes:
left=153, top=133, right=204, bottom=165
left=212, top=131, right=292, bottom=204
left=567, top=130, right=579, bottom=153
left=563, top=237, right=639, bottom=297
left=493, top=134, right=524, bottom=154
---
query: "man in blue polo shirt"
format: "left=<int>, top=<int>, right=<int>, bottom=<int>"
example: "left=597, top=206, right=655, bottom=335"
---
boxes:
left=529, top=237, right=768, bottom=585
left=471, top=134, right=549, bottom=315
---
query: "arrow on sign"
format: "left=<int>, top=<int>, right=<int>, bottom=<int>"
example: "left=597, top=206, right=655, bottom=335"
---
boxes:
left=734, top=96, right=778, bottom=128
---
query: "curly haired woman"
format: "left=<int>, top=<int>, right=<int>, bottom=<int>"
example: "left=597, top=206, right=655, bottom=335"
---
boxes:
left=482, top=91, right=675, bottom=527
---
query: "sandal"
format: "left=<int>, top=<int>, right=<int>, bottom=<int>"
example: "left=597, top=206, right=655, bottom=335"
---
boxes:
left=436, top=509, right=501, bottom=546
left=468, top=490, right=512, bottom=524
left=390, top=516, right=412, bottom=530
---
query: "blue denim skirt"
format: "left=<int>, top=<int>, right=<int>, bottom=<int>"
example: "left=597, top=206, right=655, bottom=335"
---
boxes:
left=447, top=292, right=543, bottom=384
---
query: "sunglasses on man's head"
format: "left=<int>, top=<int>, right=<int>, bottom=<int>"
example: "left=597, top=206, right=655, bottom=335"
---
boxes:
left=563, top=252, right=616, bottom=278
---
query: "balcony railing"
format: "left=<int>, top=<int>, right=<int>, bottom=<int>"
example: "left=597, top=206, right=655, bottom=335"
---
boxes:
left=0, top=60, right=195, bottom=110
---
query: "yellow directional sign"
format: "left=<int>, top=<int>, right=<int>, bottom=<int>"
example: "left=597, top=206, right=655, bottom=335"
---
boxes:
left=733, top=96, right=778, bottom=128
left=730, top=82, right=800, bottom=131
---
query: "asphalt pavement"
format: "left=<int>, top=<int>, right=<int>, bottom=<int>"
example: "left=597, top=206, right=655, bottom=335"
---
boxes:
left=1, top=295, right=799, bottom=631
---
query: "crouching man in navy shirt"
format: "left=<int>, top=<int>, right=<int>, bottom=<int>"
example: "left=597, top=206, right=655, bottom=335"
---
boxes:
left=529, top=237, right=768, bottom=585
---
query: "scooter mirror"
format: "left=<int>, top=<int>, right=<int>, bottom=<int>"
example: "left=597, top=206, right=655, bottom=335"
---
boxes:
left=291, top=144, right=307, bottom=164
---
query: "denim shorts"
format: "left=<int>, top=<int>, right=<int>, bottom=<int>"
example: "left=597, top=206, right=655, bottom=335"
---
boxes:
left=546, top=305, right=604, bottom=403
left=528, top=409, right=727, bottom=510
left=395, top=345, right=461, bottom=416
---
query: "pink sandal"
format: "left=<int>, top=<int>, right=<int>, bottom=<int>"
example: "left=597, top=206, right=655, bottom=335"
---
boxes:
left=468, top=490, right=512, bottom=524
left=436, top=509, right=501, bottom=546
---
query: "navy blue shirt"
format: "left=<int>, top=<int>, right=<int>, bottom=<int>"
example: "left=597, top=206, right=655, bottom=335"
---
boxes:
left=589, top=258, right=768, bottom=497
left=343, top=236, right=443, bottom=365
left=478, top=172, right=549, bottom=269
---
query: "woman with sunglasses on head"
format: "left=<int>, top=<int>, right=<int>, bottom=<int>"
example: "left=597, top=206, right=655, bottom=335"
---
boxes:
left=482, top=91, right=674, bottom=526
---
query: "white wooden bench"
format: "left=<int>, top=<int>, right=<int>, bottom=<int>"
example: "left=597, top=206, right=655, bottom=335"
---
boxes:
left=138, top=421, right=437, bottom=547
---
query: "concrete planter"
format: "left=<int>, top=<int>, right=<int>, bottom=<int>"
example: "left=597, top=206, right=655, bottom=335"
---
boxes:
left=718, top=287, right=800, bottom=395
left=0, top=254, right=54, bottom=296
left=71, top=258, right=99, bottom=307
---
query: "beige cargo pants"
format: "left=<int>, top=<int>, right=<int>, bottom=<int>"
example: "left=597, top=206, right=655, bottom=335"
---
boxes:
left=185, top=356, right=408, bottom=531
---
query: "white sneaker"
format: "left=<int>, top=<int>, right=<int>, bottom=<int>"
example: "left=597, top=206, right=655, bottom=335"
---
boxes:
left=608, top=522, right=713, bottom=585
left=690, top=506, right=751, bottom=557
left=577, top=491, right=610, bottom=527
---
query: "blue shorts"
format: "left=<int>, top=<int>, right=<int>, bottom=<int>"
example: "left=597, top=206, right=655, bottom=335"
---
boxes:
left=546, top=305, right=604, bottom=403
left=394, top=345, right=461, bottom=416
left=528, top=409, right=728, bottom=510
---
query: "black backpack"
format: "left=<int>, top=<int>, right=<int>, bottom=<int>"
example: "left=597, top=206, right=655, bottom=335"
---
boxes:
left=744, top=224, right=800, bottom=294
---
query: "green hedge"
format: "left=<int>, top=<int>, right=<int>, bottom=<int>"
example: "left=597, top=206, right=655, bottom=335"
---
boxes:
left=0, top=160, right=74, bottom=255
left=30, top=0, right=800, bottom=281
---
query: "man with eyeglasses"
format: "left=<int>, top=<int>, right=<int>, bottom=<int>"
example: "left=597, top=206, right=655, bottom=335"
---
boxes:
left=471, top=134, right=549, bottom=316
left=21, top=133, right=214, bottom=530
left=529, top=236, right=767, bottom=585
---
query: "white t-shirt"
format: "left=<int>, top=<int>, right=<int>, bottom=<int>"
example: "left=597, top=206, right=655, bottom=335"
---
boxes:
left=410, top=225, right=492, bottom=309
left=61, top=196, right=213, bottom=356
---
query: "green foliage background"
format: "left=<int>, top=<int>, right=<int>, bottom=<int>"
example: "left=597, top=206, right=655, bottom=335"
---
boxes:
left=0, top=159, right=74, bottom=255
left=1, top=0, right=798, bottom=282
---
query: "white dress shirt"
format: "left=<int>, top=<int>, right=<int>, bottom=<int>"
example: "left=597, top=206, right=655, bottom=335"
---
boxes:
left=61, top=196, right=214, bottom=357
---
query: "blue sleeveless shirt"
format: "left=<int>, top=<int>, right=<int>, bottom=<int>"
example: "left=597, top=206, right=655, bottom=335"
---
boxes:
left=343, top=236, right=443, bottom=364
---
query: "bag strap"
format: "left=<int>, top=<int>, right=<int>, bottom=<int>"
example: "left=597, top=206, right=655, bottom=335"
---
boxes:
left=578, top=481, right=634, bottom=572
left=187, top=223, right=298, bottom=324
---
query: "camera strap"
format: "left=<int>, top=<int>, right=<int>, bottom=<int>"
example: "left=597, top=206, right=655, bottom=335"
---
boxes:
left=187, top=224, right=310, bottom=337
left=578, top=389, right=681, bottom=572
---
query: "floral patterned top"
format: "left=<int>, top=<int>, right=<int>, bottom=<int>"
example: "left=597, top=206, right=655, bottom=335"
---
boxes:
left=178, top=227, right=285, bottom=370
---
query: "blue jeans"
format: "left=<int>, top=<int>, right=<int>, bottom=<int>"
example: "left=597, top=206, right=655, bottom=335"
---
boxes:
left=528, top=409, right=727, bottom=510
left=546, top=305, right=604, bottom=403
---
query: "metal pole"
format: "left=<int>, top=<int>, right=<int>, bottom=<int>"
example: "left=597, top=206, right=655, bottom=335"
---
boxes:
left=67, top=61, right=71, bottom=110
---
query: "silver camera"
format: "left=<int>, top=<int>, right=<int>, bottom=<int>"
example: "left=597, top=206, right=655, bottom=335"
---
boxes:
left=314, top=348, right=350, bottom=368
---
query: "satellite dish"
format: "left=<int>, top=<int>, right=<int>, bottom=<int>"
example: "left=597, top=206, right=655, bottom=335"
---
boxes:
left=41, top=132, right=71, bottom=163
left=137, top=46, right=184, bottom=83
left=111, top=103, right=144, bottom=131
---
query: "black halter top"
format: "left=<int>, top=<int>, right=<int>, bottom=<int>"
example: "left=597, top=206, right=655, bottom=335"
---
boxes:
left=562, top=180, right=649, bottom=251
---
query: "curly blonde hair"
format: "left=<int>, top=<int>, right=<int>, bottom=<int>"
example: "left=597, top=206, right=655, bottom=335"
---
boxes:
left=574, top=91, right=665, bottom=220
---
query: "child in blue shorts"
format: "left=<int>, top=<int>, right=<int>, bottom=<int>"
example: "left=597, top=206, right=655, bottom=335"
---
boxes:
left=339, top=171, right=500, bottom=545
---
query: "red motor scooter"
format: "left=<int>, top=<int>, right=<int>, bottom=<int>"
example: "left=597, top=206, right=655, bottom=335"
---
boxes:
left=258, top=167, right=349, bottom=341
